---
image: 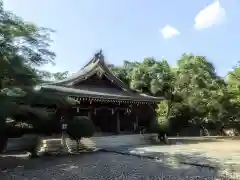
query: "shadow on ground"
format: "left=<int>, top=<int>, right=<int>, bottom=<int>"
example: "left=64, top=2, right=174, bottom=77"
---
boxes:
left=1, top=136, right=240, bottom=179
left=0, top=151, right=237, bottom=180
left=154, top=136, right=240, bottom=146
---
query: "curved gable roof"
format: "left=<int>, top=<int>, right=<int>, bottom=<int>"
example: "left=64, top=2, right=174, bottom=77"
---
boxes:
left=41, top=50, right=165, bottom=102
left=46, top=51, right=133, bottom=93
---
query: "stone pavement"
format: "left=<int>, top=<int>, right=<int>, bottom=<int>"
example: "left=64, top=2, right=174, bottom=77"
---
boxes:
left=0, top=152, right=228, bottom=180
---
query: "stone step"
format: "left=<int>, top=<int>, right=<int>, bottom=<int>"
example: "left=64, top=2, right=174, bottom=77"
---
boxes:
left=37, top=139, right=62, bottom=154
left=65, top=138, right=96, bottom=151
left=37, top=134, right=158, bottom=154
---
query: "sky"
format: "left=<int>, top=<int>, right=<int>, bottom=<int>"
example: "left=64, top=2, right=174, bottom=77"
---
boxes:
left=3, top=0, right=240, bottom=76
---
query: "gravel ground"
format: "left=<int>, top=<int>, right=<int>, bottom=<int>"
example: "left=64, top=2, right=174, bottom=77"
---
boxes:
left=128, top=139, right=240, bottom=179
left=1, top=138, right=240, bottom=180
left=0, top=152, right=225, bottom=180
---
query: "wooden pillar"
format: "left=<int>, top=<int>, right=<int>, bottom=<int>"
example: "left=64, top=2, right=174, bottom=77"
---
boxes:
left=135, top=115, right=138, bottom=132
left=134, top=105, right=139, bottom=133
left=116, top=110, right=120, bottom=134
left=88, top=107, right=91, bottom=120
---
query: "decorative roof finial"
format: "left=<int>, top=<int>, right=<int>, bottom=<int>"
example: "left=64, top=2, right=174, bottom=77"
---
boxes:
left=94, top=49, right=104, bottom=63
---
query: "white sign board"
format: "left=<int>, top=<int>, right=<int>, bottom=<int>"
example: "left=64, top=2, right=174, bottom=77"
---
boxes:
left=62, top=124, right=67, bottom=130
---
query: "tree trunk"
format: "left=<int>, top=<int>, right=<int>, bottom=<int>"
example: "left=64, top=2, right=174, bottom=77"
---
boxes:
left=164, top=133, right=168, bottom=144
left=0, top=134, right=7, bottom=152
left=29, top=135, right=39, bottom=158
left=0, top=118, right=7, bottom=152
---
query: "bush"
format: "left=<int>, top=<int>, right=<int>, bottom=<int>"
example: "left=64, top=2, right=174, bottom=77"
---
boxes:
left=66, top=116, right=95, bottom=152
left=150, top=117, right=169, bottom=134
left=150, top=117, right=169, bottom=144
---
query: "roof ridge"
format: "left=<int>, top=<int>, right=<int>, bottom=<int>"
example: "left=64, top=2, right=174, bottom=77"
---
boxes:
left=44, top=50, right=133, bottom=95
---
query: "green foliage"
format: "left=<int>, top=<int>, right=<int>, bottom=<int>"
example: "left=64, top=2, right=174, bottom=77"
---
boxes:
left=154, top=100, right=170, bottom=132
left=156, top=100, right=168, bottom=117
left=0, top=1, right=76, bottom=147
left=67, top=116, right=95, bottom=141
left=150, top=116, right=169, bottom=133
left=52, top=71, right=69, bottom=81
left=0, top=0, right=55, bottom=116
left=109, top=54, right=240, bottom=133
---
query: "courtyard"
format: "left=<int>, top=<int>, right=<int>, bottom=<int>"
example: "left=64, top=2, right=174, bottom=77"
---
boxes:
left=1, top=138, right=240, bottom=180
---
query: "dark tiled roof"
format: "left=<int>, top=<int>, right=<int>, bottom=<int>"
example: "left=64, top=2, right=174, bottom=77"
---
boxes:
left=41, top=84, right=164, bottom=102
left=41, top=51, right=165, bottom=102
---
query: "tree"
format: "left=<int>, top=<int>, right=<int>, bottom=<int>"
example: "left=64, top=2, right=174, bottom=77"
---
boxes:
left=0, top=0, right=55, bottom=108
left=52, top=71, right=69, bottom=81
left=110, top=54, right=239, bottom=135
left=173, top=54, right=227, bottom=127
left=67, top=116, right=95, bottom=152
left=110, top=60, right=137, bottom=85
left=0, top=0, right=55, bottom=149
left=226, top=64, right=240, bottom=124
left=151, top=100, right=170, bottom=134
left=0, top=1, right=78, bottom=151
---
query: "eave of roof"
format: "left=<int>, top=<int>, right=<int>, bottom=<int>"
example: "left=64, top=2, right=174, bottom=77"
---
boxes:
left=40, top=84, right=165, bottom=102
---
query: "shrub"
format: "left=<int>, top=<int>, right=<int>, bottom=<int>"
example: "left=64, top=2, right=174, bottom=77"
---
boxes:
left=66, top=116, right=95, bottom=152
left=153, top=100, right=170, bottom=133
left=150, top=116, right=169, bottom=134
